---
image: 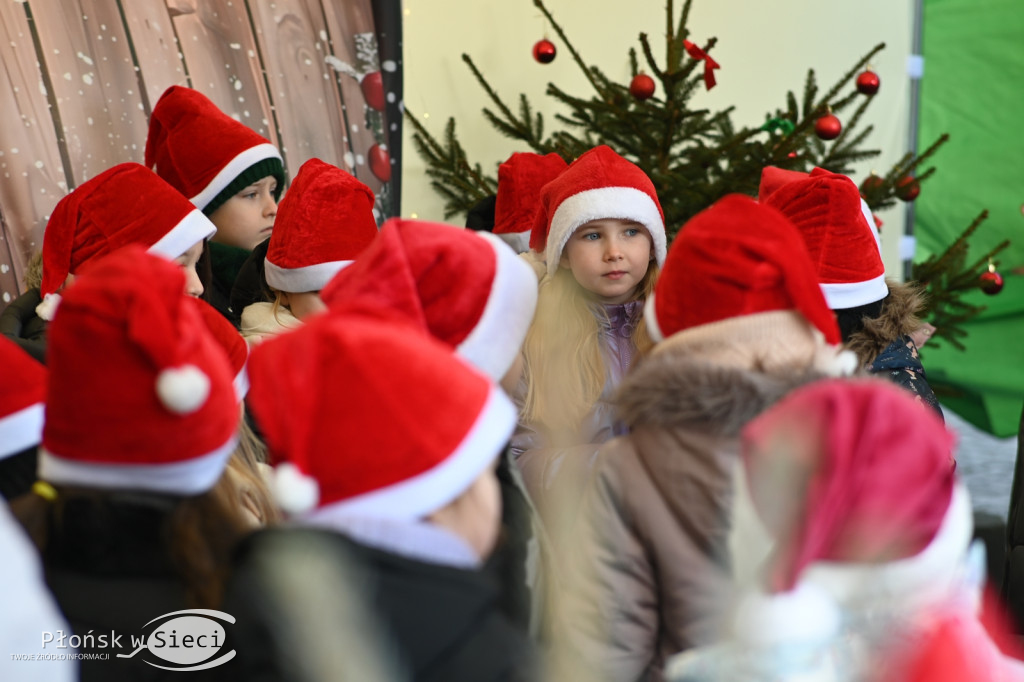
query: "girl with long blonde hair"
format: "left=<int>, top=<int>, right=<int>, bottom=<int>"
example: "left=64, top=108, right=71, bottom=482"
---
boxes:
left=510, top=145, right=667, bottom=538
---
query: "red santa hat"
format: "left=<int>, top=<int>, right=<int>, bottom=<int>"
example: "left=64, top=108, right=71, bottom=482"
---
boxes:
left=145, top=85, right=285, bottom=214
left=264, top=158, right=378, bottom=293
left=644, top=194, right=841, bottom=345
left=320, top=219, right=538, bottom=382
left=246, top=314, right=516, bottom=518
left=756, top=166, right=809, bottom=203
left=530, top=145, right=666, bottom=276
left=730, top=379, right=965, bottom=646
left=40, top=247, right=238, bottom=495
left=0, top=337, right=46, bottom=460
left=188, top=297, right=250, bottom=401
left=37, top=163, right=216, bottom=321
left=763, top=167, right=888, bottom=309
left=493, top=152, right=568, bottom=237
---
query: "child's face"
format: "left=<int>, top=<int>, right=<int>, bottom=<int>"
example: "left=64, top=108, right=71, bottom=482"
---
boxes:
left=559, top=218, right=653, bottom=304
left=208, top=176, right=278, bottom=251
left=174, top=240, right=205, bottom=298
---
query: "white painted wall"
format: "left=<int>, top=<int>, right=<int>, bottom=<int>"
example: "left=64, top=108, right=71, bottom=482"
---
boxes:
left=401, top=0, right=914, bottom=275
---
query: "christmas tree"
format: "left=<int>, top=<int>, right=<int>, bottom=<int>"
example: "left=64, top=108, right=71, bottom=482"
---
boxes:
left=407, top=0, right=1007, bottom=348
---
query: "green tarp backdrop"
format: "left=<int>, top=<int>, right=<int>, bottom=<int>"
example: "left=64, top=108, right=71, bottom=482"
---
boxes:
left=916, top=0, right=1024, bottom=437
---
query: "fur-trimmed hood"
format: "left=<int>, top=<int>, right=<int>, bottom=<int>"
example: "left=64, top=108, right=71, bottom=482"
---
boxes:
left=846, top=279, right=926, bottom=366
left=615, top=346, right=828, bottom=438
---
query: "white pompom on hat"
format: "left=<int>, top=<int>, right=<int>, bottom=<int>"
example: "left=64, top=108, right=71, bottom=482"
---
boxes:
left=39, top=246, right=238, bottom=496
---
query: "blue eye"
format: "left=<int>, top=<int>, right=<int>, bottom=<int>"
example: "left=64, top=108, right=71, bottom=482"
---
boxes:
left=581, top=232, right=600, bottom=241
left=625, top=228, right=640, bottom=237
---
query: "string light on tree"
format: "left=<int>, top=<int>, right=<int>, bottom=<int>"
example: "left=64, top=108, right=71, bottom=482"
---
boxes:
left=629, top=73, right=656, bottom=101
left=532, top=38, right=556, bottom=64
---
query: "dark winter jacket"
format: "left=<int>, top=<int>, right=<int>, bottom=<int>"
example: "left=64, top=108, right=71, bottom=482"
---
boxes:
left=225, top=526, right=539, bottom=682
left=485, top=448, right=551, bottom=639
left=204, top=242, right=252, bottom=327
left=0, top=287, right=47, bottom=363
left=845, top=280, right=943, bottom=420
left=39, top=495, right=237, bottom=681
left=869, top=336, right=943, bottom=418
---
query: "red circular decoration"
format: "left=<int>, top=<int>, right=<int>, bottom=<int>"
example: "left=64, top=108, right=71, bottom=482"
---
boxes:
left=980, top=270, right=1004, bottom=295
left=629, top=73, right=656, bottom=101
left=895, top=176, right=920, bottom=202
left=856, top=70, right=881, bottom=96
left=859, top=173, right=884, bottom=195
left=361, top=71, right=385, bottom=111
left=814, top=113, right=842, bottom=140
left=532, top=39, right=556, bottom=64
left=368, top=144, right=391, bottom=183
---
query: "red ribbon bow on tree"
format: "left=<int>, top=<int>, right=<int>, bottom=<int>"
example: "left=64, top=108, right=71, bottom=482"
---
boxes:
left=683, top=39, right=720, bottom=90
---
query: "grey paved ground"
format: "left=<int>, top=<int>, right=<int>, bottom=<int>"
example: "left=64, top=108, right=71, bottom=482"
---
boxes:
left=945, top=406, right=1018, bottom=519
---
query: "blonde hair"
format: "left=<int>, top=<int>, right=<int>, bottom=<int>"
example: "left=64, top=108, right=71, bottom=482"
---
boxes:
left=225, top=414, right=281, bottom=526
left=521, top=263, right=658, bottom=442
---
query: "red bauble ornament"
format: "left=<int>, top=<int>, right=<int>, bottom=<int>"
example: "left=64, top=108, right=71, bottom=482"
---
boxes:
left=895, top=176, right=920, bottom=202
left=814, top=113, right=842, bottom=140
left=856, top=70, right=881, bottom=96
left=629, top=73, right=656, bottom=101
left=368, top=144, right=391, bottom=182
left=980, top=269, right=1004, bottom=295
left=860, top=173, right=884, bottom=195
left=361, top=71, right=385, bottom=111
left=787, top=151, right=798, bottom=159
left=532, top=39, right=556, bottom=64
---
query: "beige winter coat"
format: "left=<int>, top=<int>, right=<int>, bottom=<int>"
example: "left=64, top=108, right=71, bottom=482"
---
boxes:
left=553, top=311, right=843, bottom=682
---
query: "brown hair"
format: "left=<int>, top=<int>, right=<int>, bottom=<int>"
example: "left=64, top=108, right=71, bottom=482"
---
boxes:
left=12, top=472, right=254, bottom=609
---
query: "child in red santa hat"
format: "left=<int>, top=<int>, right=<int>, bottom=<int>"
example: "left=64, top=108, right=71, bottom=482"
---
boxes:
left=760, top=166, right=942, bottom=419
left=0, top=162, right=218, bottom=364
left=225, top=312, right=538, bottom=680
left=512, top=144, right=667, bottom=539
left=12, top=246, right=250, bottom=678
left=555, top=194, right=854, bottom=682
left=667, top=378, right=1023, bottom=682
left=492, top=151, right=568, bottom=274
left=146, top=85, right=286, bottom=324
left=320, top=216, right=546, bottom=634
left=239, top=158, right=378, bottom=344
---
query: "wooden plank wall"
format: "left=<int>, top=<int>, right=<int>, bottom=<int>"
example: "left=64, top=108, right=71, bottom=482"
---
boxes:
left=0, top=0, right=395, bottom=306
